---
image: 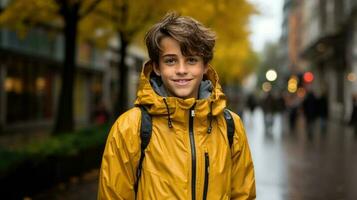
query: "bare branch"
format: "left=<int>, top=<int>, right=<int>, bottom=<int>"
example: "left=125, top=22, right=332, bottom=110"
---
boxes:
left=94, top=9, right=119, bottom=23
left=54, top=0, right=66, bottom=16
left=79, top=0, right=102, bottom=20
left=128, top=11, right=153, bottom=36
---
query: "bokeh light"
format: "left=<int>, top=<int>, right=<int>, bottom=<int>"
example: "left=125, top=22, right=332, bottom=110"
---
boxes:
left=347, top=72, right=356, bottom=82
left=297, top=87, right=306, bottom=98
left=287, top=76, right=298, bottom=93
left=36, top=77, right=46, bottom=91
left=5, top=77, right=13, bottom=92
left=262, top=81, right=272, bottom=92
left=303, top=71, right=314, bottom=83
left=266, top=69, right=277, bottom=82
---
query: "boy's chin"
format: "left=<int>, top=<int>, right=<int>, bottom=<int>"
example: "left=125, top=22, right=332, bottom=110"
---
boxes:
left=167, top=88, right=198, bottom=99
left=173, top=92, right=196, bottom=99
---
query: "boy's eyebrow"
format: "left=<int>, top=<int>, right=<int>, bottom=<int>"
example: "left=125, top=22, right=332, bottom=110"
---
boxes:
left=161, top=54, right=201, bottom=58
left=161, top=54, right=177, bottom=57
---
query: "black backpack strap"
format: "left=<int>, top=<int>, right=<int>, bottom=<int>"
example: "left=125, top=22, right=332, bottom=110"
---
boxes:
left=223, top=109, right=235, bottom=148
left=134, top=106, right=152, bottom=194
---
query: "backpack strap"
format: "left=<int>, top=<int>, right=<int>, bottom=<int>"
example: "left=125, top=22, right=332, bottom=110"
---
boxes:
left=134, top=106, right=152, bottom=194
left=223, top=109, right=235, bottom=148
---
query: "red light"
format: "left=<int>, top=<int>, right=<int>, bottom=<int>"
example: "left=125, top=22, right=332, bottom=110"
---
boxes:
left=303, top=72, right=314, bottom=83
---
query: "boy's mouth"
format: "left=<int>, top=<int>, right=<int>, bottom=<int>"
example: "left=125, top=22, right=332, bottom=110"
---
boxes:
left=173, top=79, right=192, bottom=86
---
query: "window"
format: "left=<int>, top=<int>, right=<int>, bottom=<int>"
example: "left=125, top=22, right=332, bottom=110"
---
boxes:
left=334, top=0, right=344, bottom=26
left=6, top=62, right=54, bottom=123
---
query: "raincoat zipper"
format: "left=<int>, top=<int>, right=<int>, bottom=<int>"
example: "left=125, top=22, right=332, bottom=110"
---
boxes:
left=203, top=152, right=210, bottom=200
left=189, top=105, right=196, bottom=200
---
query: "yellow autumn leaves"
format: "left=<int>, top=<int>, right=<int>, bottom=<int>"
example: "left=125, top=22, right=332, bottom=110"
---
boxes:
left=0, top=0, right=258, bottom=84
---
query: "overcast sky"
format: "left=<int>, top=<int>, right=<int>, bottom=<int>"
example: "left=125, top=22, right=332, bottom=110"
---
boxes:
left=248, top=0, right=284, bottom=52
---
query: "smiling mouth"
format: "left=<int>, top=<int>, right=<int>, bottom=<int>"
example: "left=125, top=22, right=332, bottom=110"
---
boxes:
left=173, top=79, right=192, bottom=85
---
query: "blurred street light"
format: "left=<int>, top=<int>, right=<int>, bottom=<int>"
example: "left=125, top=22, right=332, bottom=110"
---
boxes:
left=297, top=87, right=306, bottom=98
left=5, top=77, right=13, bottom=92
left=262, top=81, right=272, bottom=92
left=287, top=75, right=298, bottom=93
left=347, top=72, right=356, bottom=82
left=6, top=78, right=23, bottom=94
left=266, top=69, right=277, bottom=81
left=303, top=71, right=314, bottom=83
left=36, top=77, right=46, bottom=92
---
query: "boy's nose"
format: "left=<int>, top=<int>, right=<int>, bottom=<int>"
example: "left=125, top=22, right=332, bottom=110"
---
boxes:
left=176, top=62, right=188, bottom=74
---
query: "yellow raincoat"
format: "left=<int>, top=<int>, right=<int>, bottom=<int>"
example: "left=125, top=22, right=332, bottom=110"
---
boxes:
left=98, top=62, right=256, bottom=199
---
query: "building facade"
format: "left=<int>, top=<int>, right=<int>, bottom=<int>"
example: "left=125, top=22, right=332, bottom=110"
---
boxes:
left=279, top=0, right=306, bottom=92
left=294, top=0, right=357, bottom=121
left=0, top=26, right=110, bottom=132
left=0, top=29, right=147, bottom=133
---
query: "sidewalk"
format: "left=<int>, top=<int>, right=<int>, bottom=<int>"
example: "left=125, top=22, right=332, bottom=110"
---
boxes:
left=0, top=129, right=51, bottom=150
left=33, top=169, right=99, bottom=200
left=0, top=125, right=105, bottom=200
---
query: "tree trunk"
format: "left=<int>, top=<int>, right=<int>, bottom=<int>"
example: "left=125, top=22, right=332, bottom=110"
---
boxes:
left=53, top=5, right=79, bottom=134
left=115, top=32, right=129, bottom=117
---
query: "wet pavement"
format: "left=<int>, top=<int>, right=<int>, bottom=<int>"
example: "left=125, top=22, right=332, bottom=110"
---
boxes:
left=32, top=107, right=357, bottom=200
left=243, top=108, right=357, bottom=200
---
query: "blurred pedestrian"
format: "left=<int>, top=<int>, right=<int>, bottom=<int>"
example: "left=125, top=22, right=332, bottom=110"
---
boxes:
left=262, top=92, right=275, bottom=134
left=98, top=13, right=256, bottom=199
left=285, top=93, right=299, bottom=132
left=303, top=90, right=318, bottom=139
left=235, top=93, right=245, bottom=120
left=274, top=91, right=286, bottom=114
left=244, top=93, right=257, bottom=126
left=317, top=90, right=328, bottom=135
left=247, top=93, right=257, bottom=113
left=349, top=93, right=357, bottom=136
left=93, top=101, right=109, bottom=125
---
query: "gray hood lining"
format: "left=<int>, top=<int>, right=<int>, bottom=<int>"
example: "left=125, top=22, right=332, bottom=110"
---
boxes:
left=149, top=73, right=213, bottom=99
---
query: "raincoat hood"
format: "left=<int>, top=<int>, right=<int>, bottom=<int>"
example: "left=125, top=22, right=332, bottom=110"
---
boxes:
left=134, top=61, right=227, bottom=118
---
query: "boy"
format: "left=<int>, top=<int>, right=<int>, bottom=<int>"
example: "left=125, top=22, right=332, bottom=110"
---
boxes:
left=98, top=12, right=256, bottom=199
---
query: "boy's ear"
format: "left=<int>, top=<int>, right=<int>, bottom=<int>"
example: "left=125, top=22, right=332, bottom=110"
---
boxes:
left=204, top=64, right=209, bottom=74
left=153, top=62, right=161, bottom=76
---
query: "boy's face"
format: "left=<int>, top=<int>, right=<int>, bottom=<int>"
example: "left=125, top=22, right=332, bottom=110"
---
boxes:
left=153, top=37, right=208, bottom=99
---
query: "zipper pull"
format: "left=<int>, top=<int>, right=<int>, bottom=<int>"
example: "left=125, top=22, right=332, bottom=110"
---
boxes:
left=191, top=110, right=195, bottom=117
left=204, top=148, right=209, bottom=171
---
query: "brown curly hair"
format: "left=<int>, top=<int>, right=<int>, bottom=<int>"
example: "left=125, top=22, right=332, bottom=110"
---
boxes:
left=145, top=12, right=216, bottom=65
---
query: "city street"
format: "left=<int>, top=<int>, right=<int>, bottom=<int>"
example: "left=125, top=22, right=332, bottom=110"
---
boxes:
left=244, top=108, right=357, bottom=200
left=1, top=0, right=356, bottom=199
left=34, top=107, right=357, bottom=200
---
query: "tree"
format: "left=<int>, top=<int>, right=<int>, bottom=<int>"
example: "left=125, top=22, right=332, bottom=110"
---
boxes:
left=178, top=0, right=258, bottom=84
left=0, top=0, right=101, bottom=134
left=78, top=0, right=257, bottom=115
left=81, top=0, right=175, bottom=116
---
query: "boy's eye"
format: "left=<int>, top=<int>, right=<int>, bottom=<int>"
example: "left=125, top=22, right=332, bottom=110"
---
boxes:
left=164, top=58, right=176, bottom=65
left=187, top=57, right=198, bottom=64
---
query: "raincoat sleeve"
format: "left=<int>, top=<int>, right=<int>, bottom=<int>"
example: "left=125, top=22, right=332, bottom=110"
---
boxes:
left=230, top=114, right=256, bottom=200
left=98, top=108, right=141, bottom=200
